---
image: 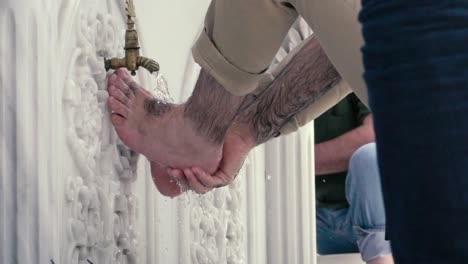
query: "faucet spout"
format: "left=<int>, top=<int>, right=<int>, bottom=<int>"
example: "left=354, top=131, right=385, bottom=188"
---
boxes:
left=136, top=56, right=160, bottom=74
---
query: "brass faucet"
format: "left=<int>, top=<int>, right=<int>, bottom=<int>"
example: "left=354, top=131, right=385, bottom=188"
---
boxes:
left=105, top=0, right=160, bottom=76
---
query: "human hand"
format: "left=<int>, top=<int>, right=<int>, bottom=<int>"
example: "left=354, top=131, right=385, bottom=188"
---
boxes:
left=166, top=124, right=255, bottom=194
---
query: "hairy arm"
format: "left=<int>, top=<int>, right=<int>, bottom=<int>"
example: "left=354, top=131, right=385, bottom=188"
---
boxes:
left=237, top=36, right=341, bottom=144
left=315, top=114, right=375, bottom=175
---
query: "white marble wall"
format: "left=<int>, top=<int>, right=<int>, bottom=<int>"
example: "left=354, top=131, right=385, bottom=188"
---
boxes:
left=0, top=0, right=317, bottom=263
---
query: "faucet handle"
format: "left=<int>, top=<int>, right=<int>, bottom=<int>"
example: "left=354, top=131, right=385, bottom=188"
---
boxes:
left=125, top=0, right=136, bottom=18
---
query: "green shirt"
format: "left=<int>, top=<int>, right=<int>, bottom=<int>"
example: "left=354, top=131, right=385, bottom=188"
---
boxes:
left=314, top=93, right=370, bottom=208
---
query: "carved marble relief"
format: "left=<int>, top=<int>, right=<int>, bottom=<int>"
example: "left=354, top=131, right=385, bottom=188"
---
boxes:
left=62, top=4, right=139, bottom=263
left=190, top=178, right=244, bottom=264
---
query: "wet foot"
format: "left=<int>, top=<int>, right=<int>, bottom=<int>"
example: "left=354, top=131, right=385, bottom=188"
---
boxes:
left=106, top=69, right=222, bottom=196
left=150, top=161, right=185, bottom=197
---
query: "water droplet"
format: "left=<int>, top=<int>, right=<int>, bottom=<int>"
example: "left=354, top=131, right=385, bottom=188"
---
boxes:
left=266, top=175, right=272, bottom=180
left=322, top=179, right=326, bottom=183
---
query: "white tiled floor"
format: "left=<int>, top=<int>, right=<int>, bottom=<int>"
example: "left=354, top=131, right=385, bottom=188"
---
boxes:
left=318, top=254, right=365, bottom=264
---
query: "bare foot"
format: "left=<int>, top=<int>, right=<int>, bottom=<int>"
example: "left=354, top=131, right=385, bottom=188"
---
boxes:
left=168, top=123, right=255, bottom=194
left=107, top=69, right=222, bottom=195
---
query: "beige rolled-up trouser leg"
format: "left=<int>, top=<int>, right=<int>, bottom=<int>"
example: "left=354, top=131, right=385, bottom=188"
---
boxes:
left=295, top=0, right=367, bottom=103
left=193, top=0, right=366, bottom=133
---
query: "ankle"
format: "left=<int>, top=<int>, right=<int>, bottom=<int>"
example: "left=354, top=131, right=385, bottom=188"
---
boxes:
left=229, top=122, right=257, bottom=149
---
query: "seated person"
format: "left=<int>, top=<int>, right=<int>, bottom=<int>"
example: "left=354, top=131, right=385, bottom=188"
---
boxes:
left=314, top=93, right=392, bottom=264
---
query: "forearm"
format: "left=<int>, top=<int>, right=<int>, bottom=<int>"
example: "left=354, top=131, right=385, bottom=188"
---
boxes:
left=315, top=115, right=375, bottom=175
left=184, top=70, right=245, bottom=144
left=237, top=36, right=341, bottom=144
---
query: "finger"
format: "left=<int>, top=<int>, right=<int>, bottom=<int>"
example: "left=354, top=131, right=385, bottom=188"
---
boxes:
left=191, top=167, right=227, bottom=189
left=108, top=85, right=130, bottom=106
left=185, top=168, right=211, bottom=194
left=108, top=96, right=129, bottom=118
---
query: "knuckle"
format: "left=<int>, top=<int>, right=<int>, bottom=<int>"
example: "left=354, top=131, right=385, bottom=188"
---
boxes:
left=129, top=82, right=139, bottom=92
left=108, top=97, right=116, bottom=107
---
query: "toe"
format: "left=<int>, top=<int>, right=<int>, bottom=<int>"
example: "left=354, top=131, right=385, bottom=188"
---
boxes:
left=107, top=73, right=117, bottom=85
left=110, top=114, right=126, bottom=126
left=116, top=68, right=133, bottom=83
left=114, top=76, right=135, bottom=98
left=116, top=70, right=142, bottom=93
left=108, top=96, right=129, bottom=118
left=133, top=85, right=153, bottom=99
left=108, top=85, right=130, bottom=106
left=115, top=68, right=131, bottom=78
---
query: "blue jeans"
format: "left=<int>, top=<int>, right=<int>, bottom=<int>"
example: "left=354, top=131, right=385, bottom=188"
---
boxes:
left=317, top=143, right=391, bottom=262
left=359, top=1, right=468, bottom=263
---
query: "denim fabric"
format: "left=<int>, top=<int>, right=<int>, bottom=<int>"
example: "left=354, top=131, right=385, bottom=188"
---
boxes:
left=360, top=1, right=468, bottom=263
left=317, top=143, right=391, bottom=261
